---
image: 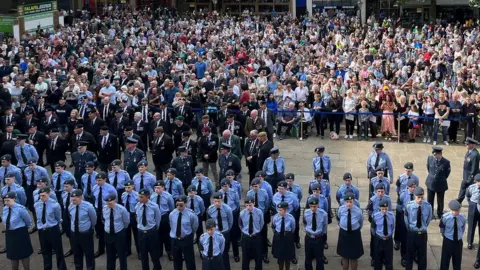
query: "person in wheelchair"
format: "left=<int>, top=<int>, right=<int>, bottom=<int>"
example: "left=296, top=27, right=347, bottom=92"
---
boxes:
left=297, top=102, right=312, bottom=139
left=277, top=102, right=297, bottom=140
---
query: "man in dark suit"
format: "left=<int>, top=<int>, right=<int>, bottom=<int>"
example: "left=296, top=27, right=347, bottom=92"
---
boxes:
left=244, top=130, right=260, bottom=183
left=198, top=126, right=219, bottom=187
left=84, top=109, right=105, bottom=137
left=77, top=96, right=95, bottom=120
left=244, top=110, right=266, bottom=138
left=427, top=146, right=451, bottom=218
left=98, top=97, right=116, bottom=124
left=181, top=131, right=197, bottom=171
left=46, top=128, right=68, bottom=172
left=218, top=143, right=242, bottom=181
left=35, top=96, right=48, bottom=119
left=27, top=123, right=48, bottom=166
left=258, top=101, right=276, bottom=141
left=15, top=99, right=32, bottom=118
left=174, top=98, right=193, bottom=125
left=71, top=123, right=98, bottom=154
left=1, top=107, right=20, bottom=132
left=196, top=115, right=217, bottom=139
left=237, top=103, right=251, bottom=128
left=109, top=108, right=129, bottom=137
left=158, top=101, right=175, bottom=136
left=458, top=137, right=480, bottom=203
left=0, top=123, right=15, bottom=146
left=137, top=98, right=159, bottom=124
left=132, top=112, right=149, bottom=152
left=19, top=110, right=40, bottom=134
left=221, top=114, right=244, bottom=139
left=40, top=107, right=59, bottom=134
left=119, top=71, right=130, bottom=86
left=121, top=126, right=146, bottom=154
left=257, top=131, right=274, bottom=171
left=97, top=126, right=119, bottom=172
left=151, top=127, right=174, bottom=180
left=216, top=102, right=229, bottom=128
left=117, top=99, right=135, bottom=124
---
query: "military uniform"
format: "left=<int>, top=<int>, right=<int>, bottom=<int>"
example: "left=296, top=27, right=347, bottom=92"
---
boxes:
left=133, top=161, right=156, bottom=194
left=171, top=116, right=191, bottom=151
left=439, top=200, right=465, bottom=270
left=466, top=174, right=480, bottom=250
left=335, top=173, right=360, bottom=204
left=219, top=179, right=241, bottom=262
left=366, top=142, right=393, bottom=180
left=23, top=159, right=48, bottom=231
left=0, top=154, right=23, bottom=185
left=61, top=179, right=77, bottom=257
left=304, top=197, right=328, bottom=270
left=150, top=180, right=175, bottom=260
left=371, top=198, right=395, bottom=270
left=191, top=167, right=214, bottom=215
left=336, top=193, right=364, bottom=263
left=218, top=143, right=242, bottom=182
left=458, top=137, right=480, bottom=203
left=239, top=196, right=264, bottom=270
left=262, top=147, right=285, bottom=188
left=312, top=146, right=331, bottom=180
left=103, top=194, right=130, bottom=270
left=369, top=167, right=391, bottom=197
left=1, top=173, right=27, bottom=206
left=199, top=219, right=225, bottom=270
left=308, top=171, right=332, bottom=224
left=395, top=178, right=417, bottom=265
left=395, top=162, right=419, bottom=196
left=248, top=178, right=272, bottom=263
left=71, top=141, right=98, bottom=189
left=208, top=192, right=235, bottom=270
left=108, top=159, right=131, bottom=201
left=81, top=162, right=97, bottom=204
left=285, top=173, right=303, bottom=251
left=120, top=181, right=140, bottom=257
left=186, top=185, right=205, bottom=242
left=271, top=201, right=296, bottom=269
left=171, top=146, right=194, bottom=191
left=123, top=137, right=146, bottom=178
left=426, top=146, right=451, bottom=217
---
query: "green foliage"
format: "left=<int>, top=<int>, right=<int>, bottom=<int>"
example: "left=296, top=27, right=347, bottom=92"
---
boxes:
left=470, top=0, right=480, bottom=8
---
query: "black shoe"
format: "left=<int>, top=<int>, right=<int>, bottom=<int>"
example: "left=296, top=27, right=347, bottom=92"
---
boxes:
left=64, top=249, right=73, bottom=257
left=234, top=256, right=240, bottom=262
left=263, top=255, right=269, bottom=263
left=59, top=229, right=64, bottom=235
left=1, top=229, right=5, bottom=233
left=324, top=242, right=328, bottom=249
left=475, top=261, right=480, bottom=269
left=94, top=251, right=105, bottom=258
left=295, top=242, right=301, bottom=249
left=468, top=244, right=474, bottom=250
left=323, top=256, right=328, bottom=264
left=267, top=239, right=272, bottom=247
left=414, top=256, right=419, bottom=264
left=401, top=259, right=407, bottom=267
left=291, top=258, right=298, bottom=264
left=0, top=248, right=6, bottom=254
left=168, top=253, right=174, bottom=261
left=29, top=227, right=38, bottom=234
left=138, top=254, right=142, bottom=260
left=126, top=251, right=132, bottom=257
left=371, top=259, right=375, bottom=266
left=38, top=250, right=43, bottom=254
left=193, top=238, right=198, bottom=244
left=394, top=242, right=400, bottom=250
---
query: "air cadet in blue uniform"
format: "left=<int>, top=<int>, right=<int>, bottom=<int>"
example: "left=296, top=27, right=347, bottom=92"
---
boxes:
left=336, top=192, right=364, bottom=270
left=1, top=154, right=23, bottom=185
left=366, top=184, right=392, bottom=266
left=133, top=160, right=156, bottom=194
left=339, top=190, right=361, bottom=207
left=271, top=201, right=296, bottom=270
left=123, top=137, right=146, bottom=178
left=395, top=178, right=417, bottom=265
left=23, top=159, right=48, bottom=233
left=135, top=188, right=162, bottom=270
left=285, top=173, right=303, bottom=250
left=308, top=170, right=332, bottom=224
left=200, top=219, right=225, bottom=270
left=121, top=180, right=140, bottom=258
left=466, top=174, right=480, bottom=250
left=366, top=142, right=393, bottom=180
left=186, top=185, right=205, bottom=243
left=33, top=177, right=57, bottom=203
left=458, top=137, right=480, bottom=203
left=404, top=187, right=433, bottom=270
left=207, top=192, right=235, bottom=269
left=103, top=193, right=130, bottom=270
left=2, top=191, right=34, bottom=269
left=225, top=170, right=242, bottom=198
left=218, top=143, right=242, bottom=182
left=151, top=180, right=175, bottom=260
left=35, top=187, right=67, bottom=270
left=81, top=161, right=97, bottom=204
left=165, top=168, right=185, bottom=200
left=304, top=183, right=329, bottom=264
left=239, top=196, right=264, bottom=270
left=304, top=196, right=328, bottom=270
left=191, top=167, right=214, bottom=214
left=108, top=159, right=131, bottom=201
left=439, top=200, right=465, bottom=270
left=247, top=178, right=271, bottom=263
left=219, top=179, right=241, bottom=262
left=14, top=134, right=39, bottom=169
left=92, top=172, right=117, bottom=258
left=426, top=146, right=451, bottom=218
left=312, top=145, right=331, bottom=180
left=1, top=173, right=27, bottom=205
left=335, top=172, right=359, bottom=204
left=71, top=141, right=98, bottom=189
left=169, top=195, right=199, bottom=270
left=369, top=166, right=391, bottom=197
left=68, top=189, right=97, bottom=270
left=171, top=146, right=194, bottom=191
left=396, top=162, right=419, bottom=197
left=62, top=180, right=77, bottom=257
left=51, top=161, right=75, bottom=208
left=255, top=171, right=274, bottom=200
left=272, top=181, right=299, bottom=216
left=263, top=147, right=285, bottom=188
left=371, top=198, right=395, bottom=270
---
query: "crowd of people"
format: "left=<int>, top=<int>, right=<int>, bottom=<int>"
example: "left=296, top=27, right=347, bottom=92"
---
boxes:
left=0, top=2, right=480, bottom=270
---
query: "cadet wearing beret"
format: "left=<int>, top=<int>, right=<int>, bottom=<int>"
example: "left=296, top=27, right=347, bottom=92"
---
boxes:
left=151, top=126, right=174, bottom=180
left=33, top=177, right=57, bottom=203
left=395, top=178, right=418, bottom=265
left=466, top=174, right=480, bottom=250
left=404, top=187, right=433, bottom=270
left=14, top=134, right=39, bottom=169
left=123, top=137, right=146, bottom=178
left=272, top=181, right=299, bottom=215
left=103, top=193, right=130, bottom=270
left=336, top=192, right=364, bottom=270
left=426, top=146, right=451, bottom=218
left=199, top=219, right=225, bottom=270
left=164, top=167, right=185, bottom=200
left=132, top=160, right=156, bottom=193
left=68, top=189, right=97, bottom=270
left=35, top=187, right=66, bottom=270
left=191, top=167, right=215, bottom=212
left=62, top=179, right=77, bottom=257
left=150, top=180, right=175, bottom=260
left=170, top=145, right=194, bottom=191
left=81, top=161, right=98, bottom=204
left=247, top=178, right=271, bottom=261
left=218, top=143, right=242, bottom=183
left=1, top=173, right=27, bottom=205
left=0, top=154, right=23, bottom=185
left=120, top=181, right=140, bottom=258
left=46, top=128, right=68, bottom=173
left=108, top=159, right=131, bottom=200
left=272, top=201, right=296, bottom=269
left=186, top=185, right=205, bottom=243
left=335, top=172, right=360, bottom=204
left=312, top=146, right=331, bottom=180
left=371, top=198, right=395, bottom=270
left=262, top=147, right=285, bottom=188
left=135, top=188, right=162, bottom=269
left=171, top=115, right=191, bottom=151
left=220, top=179, right=241, bottom=262
left=309, top=170, right=332, bottom=224
left=458, top=138, right=480, bottom=204
left=303, top=197, right=328, bottom=270
left=303, top=183, right=328, bottom=264
left=369, top=166, right=391, bottom=197
left=239, top=196, right=264, bottom=270
left=396, top=162, right=419, bottom=197
left=169, top=195, right=198, bottom=270
left=2, top=191, right=34, bottom=269
left=24, top=159, right=49, bottom=224
left=254, top=171, right=274, bottom=201
left=71, top=141, right=98, bottom=188
left=439, top=200, right=466, bottom=270
left=366, top=142, right=393, bottom=181
left=51, top=161, right=76, bottom=205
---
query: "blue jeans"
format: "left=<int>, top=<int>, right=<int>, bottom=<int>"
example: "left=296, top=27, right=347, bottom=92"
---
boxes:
left=433, top=120, right=448, bottom=142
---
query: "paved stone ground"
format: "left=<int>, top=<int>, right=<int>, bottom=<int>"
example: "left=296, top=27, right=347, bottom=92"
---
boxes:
left=0, top=135, right=477, bottom=269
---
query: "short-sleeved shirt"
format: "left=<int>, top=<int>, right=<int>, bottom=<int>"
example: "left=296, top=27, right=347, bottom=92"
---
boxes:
left=435, top=100, right=450, bottom=117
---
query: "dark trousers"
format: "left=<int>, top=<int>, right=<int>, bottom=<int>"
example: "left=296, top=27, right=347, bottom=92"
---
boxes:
left=277, top=122, right=293, bottom=136
left=247, top=160, right=258, bottom=184
left=195, top=214, right=204, bottom=240
left=345, top=119, right=355, bottom=135
left=241, top=233, right=263, bottom=270
left=261, top=211, right=271, bottom=255
left=202, top=255, right=224, bottom=270
left=293, top=208, right=300, bottom=244
left=171, top=234, right=196, bottom=270
left=71, top=230, right=95, bottom=270
left=95, top=211, right=105, bottom=253
left=457, top=179, right=472, bottom=203
left=304, top=235, right=325, bottom=270
left=448, top=120, right=459, bottom=141
left=230, top=210, right=240, bottom=257
left=106, top=230, right=127, bottom=270
left=427, top=189, right=445, bottom=217
left=440, top=238, right=462, bottom=270
left=394, top=210, right=407, bottom=258
left=99, top=163, right=111, bottom=173
left=405, top=232, right=427, bottom=270
left=466, top=116, right=476, bottom=139
left=314, top=114, right=322, bottom=135
left=158, top=213, right=172, bottom=256
left=221, top=232, right=231, bottom=270
left=154, top=162, right=170, bottom=180
left=138, top=228, right=161, bottom=270
left=126, top=213, right=139, bottom=254
left=467, top=202, right=480, bottom=245
left=39, top=225, right=66, bottom=270
left=266, top=174, right=284, bottom=191
left=373, top=236, right=393, bottom=270
left=328, top=115, right=341, bottom=134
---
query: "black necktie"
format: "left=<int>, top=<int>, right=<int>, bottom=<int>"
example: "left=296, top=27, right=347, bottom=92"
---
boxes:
left=41, top=202, right=47, bottom=224
left=125, top=194, right=130, bottom=212
left=280, top=216, right=285, bottom=235
left=142, top=205, right=147, bottom=226
left=312, top=212, right=317, bottom=231
left=3, top=167, right=6, bottom=181
left=168, top=180, right=173, bottom=194
left=156, top=193, right=161, bottom=206
left=6, top=207, right=11, bottom=230
left=320, top=157, right=325, bottom=173
left=56, top=173, right=62, bottom=191
left=113, top=172, right=118, bottom=188
left=273, top=159, right=278, bottom=176
left=140, top=174, right=144, bottom=190
left=20, top=147, right=27, bottom=165
left=383, top=214, right=388, bottom=236
left=248, top=212, right=254, bottom=235
left=254, top=192, right=259, bottom=208
left=197, top=178, right=202, bottom=196
left=176, top=212, right=182, bottom=238
left=74, top=205, right=80, bottom=233
left=224, top=192, right=228, bottom=204
left=30, top=169, right=35, bottom=186
left=453, top=217, right=458, bottom=241
left=416, top=206, right=422, bottom=228
left=66, top=192, right=71, bottom=209
left=217, top=208, right=223, bottom=231
left=190, top=197, right=194, bottom=211
left=87, top=174, right=92, bottom=195
left=110, top=208, right=115, bottom=234
left=281, top=195, right=285, bottom=202
left=347, top=209, right=352, bottom=232
left=374, top=154, right=380, bottom=169
left=410, top=193, right=414, bottom=201
left=98, top=186, right=103, bottom=209
left=208, top=236, right=214, bottom=257
left=249, top=140, right=255, bottom=154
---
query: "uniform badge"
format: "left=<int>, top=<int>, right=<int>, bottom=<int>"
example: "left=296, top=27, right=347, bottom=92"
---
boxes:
left=133, top=158, right=136, bottom=163
left=187, top=162, right=190, bottom=166
left=467, top=158, right=471, bottom=162
left=228, top=161, right=232, bottom=166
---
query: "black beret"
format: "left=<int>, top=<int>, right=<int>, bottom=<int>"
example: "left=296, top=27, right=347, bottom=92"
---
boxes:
left=106, top=193, right=117, bottom=202
left=176, top=195, right=188, bottom=203
left=244, top=196, right=255, bottom=204
left=378, top=198, right=389, bottom=208
left=194, top=167, right=204, bottom=174
left=4, top=191, right=17, bottom=199
left=212, top=192, right=223, bottom=200
left=314, top=170, right=323, bottom=177
left=71, top=189, right=83, bottom=197
left=255, top=171, right=266, bottom=178
left=225, top=170, right=235, bottom=176
left=277, top=181, right=287, bottom=188
left=221, top=179, right=230, bottom=186
left=139, top=189, right=150, bottom=196
left=311, top=183, right=321, bottom=191
left=39, top=187, right=51, bottom=194
left=137, top=160, right=148, bottom=167
left=308, top=197, right=319, bottom=205
left=125, top=180, right=134, bottom=187
left=448, top=200, right=461, bottom=211
left=414, top=187, right=424, bottom=196
left=155, top=180, right=165, bottom=187
left=404, top=162, right=414, bottom=170
left=251, top=178, right=260, bottom=186
left=1, top=154, right=12, bottom=161
left=205, top=219, right=216, bottom=229
left=285, top=173, right=295, bottom=180
left=277, top=201, right=289, bottom=209
left=96, top=172, right=107, bottom=179
left=166, top=168, right=177, bottom=174
left=64, top=179, right=76, bottom=186
left=187, top=185, right=196, bottom=193
left=85, top=161, right=95, bottom=168
left=343, top=173, right=352, bottom=180
left=111, top=159, right=122, bottom=166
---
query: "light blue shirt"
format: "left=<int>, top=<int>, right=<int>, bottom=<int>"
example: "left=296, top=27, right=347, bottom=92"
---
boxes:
left=121, top=191, right=139, bottom=213
left=312, top=155, right=331, bottom=175
left=199, top=231, right=225, bottom=257
left=271, top=213, right=296, bottom=233
left=440, top=212, right=466, bottom=241
left=150, top=191, right=175, bottom=216
left=372, top=211, right=395, bottom=237
left=186, top=195, right=205, bottom=216
left=51, top=171, right=76, bottom=191
left=303, top=208, right=328, bottom=236
left=14, top=144, right=39, bottom=168
left=336, top=184, right=360, bottom=203
left=272, top=191, right=299, bottom=214
left=370, top=176, right=391, bottom=196
left=397, top=189, right=415, bottom=212
left=396, top=173, right=419, bottom=194
left=81, top=171, right=98, bottom=196
left=169, top=208, right=199, bottom=238
left=2, top=203, right=31, bottom=230
left=367, top=195, right=392, bottom=217
left=191, top=176, right=214, bottom=195
left=108, top=170, right=131, bottom=190
left=404, top=200, right=433, bottom=232
left=1, top=184, right=26, bottom=205
left=207, top=204, right=233, bottom=233
left=164, top=177, right=185, bottom=199
left=219, top=188, right=240, bottom=211
left=305, top=194, right=328, bottom=213
left=255, top=180, right=273, bottom=201
left=309, top=179, right=330, bottom=197
left=246, top=189, right=270, bottom=213
left=0, top=165, right=23, bottom=185
left=337, top=205, right=363, bottom=231
left=68, top=201, right=97, bottom=232
left=100, top=85, right=117, bottom=104
left=34, top=199, right=62, bottom=229
left=263, top=157, right=286, bottom=175
left=23, top=165, right=49, bottom=186
left=238, top=208, right=264, bottom=235
left=467, top=183, right=480, bottom=204
left=287, top=183, right=303, bottom=202
left=92, top=183, right=117, bottom=209
left=225, top=180, right=242, bottom=200
left=132, top=172, right=156, bottom=194
left=366, top=151, right=394, bottom=180
left=103, top=204, right=130, bottom=233
left=135, top=201, right=162, bottom=230
left=33, top=189, right=57, bottom=203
